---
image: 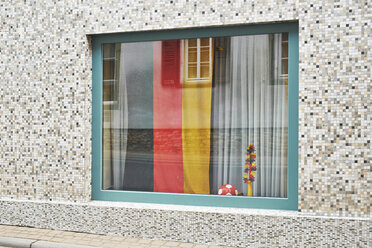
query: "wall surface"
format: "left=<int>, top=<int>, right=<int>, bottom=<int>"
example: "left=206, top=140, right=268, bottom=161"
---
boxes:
left=0, top=0, right=371, bottom=246
left=0, top=200, right=370, bottom=248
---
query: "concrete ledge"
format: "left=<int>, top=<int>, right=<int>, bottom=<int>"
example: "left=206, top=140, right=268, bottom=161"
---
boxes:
left=0, top=237, right=95, bottom=248
left=0, top=237, right=31, bottom=248
left=32, top=240, right=95, bottom=248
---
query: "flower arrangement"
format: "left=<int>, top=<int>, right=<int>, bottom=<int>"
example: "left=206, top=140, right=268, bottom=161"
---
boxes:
left=243, top=144, right=256, bottom=196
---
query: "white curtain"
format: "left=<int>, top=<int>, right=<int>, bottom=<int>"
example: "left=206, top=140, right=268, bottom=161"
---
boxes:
left=210, top=34, right=288, bottom=197
left=110, top=44, right=128, bottom=190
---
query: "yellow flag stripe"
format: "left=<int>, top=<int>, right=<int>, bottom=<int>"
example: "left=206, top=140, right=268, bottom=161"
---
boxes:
left=182, top=86, right=212, bottom=194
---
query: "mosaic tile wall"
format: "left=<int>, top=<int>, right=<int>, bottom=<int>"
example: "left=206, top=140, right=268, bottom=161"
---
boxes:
left=0, top=0, right=371, bottom=221
left=0, top=200, right=370, bottom=247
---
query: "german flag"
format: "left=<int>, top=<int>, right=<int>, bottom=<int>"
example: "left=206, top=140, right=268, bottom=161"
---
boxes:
left=120, top=40, right=212, bottom=194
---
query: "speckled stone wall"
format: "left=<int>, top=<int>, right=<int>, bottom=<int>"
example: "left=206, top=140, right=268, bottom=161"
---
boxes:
left=0, top=0, right=370, bottom=224
left=0, top=200, right=370, bottom=248
left=297, top=0, right=371, bottom=218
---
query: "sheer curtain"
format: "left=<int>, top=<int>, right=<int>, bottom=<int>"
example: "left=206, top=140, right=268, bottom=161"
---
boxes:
left=110, top=44, right=128, bottom=190
left=104, top=42, right=154, bottom=191
left=210, top=34, right=288, bottom=197
left=104, top=35, right=288, bottom=196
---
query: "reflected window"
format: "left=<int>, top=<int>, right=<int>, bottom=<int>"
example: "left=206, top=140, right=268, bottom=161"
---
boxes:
left=102, top=44, right=120, bottom=107
left=184, top=38, right=213, bottom=85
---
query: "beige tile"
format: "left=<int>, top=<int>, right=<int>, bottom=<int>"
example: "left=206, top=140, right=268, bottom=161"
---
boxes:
left=164, top=241, right=181, bottom=247
left=101, top=235, right=115, bottom=240
left=179, top=243, right=195, bottom=248
left=17, top=227, right=30, bottom=232
left=49, top=237, right=66, bottom=243
left=63, top=239, right=80, bottom=244
left=80, top=237, right=95, bottom=242
left=111, top=236, right=126, bottom=241
left=41, top=236, right=54, bottom=241
left=18, top=233, right=37, bottom=239
left=138, top=239, right=152, bottom=244
left=77, top=239, right=97, bottom=246
left=5, top=226, right=18, bottom=230
left=151, top=240, right=167, bottom=245
left=124, top=237, right=141, bottom=243
left=73, top=232, right=90, bottom=238
left=87, top=240, right=103, bottom=247
left=129, top=245, right=151, bottom=248
left=60, top=234, right=76, bottom=239
left=86, top=234, right=105, bottom=239
left=113, top=244, right=134, bottom=248
left=39, top=234, right=56, bottom=239
left=1, top=231, right=18, bottom=237
left=13, top=233, right=29, bottom=238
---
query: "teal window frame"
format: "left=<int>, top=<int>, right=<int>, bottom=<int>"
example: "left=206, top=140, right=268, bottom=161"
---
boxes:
left=91, top=22, right=299, bottom=210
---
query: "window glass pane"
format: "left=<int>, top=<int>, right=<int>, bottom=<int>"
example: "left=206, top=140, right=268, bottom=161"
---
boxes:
left=103, top=60, right=115, bottom=81
left=282, top=59, right=288, bottom=75
left=103, top=82, right=114, bottom=102
left=188, top=65, right=197, bottom=79
left=188, top=39, right=197, bottom=47
left=282, top=42, right=288, bottom=58
left=281, top=34, right=288, bottom=76
left=200, top=38, right=210, bottom=46
left=103, top=44, right=116, bottom=58
left=200, top=64, right=209, bottom=78
left=102, top=34, right=288, bottom=198
left=200, top=48, right=210, bottom=62
left=188, top=48, right=197, bottom=63
left=282, top=32, right=288, bottom=42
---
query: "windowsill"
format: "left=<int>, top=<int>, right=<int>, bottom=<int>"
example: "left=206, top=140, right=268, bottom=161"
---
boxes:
left=89, top=199, right=299, bottom=216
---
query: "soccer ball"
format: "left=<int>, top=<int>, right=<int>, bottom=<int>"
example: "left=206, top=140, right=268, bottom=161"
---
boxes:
left=217, top=184, right=238, bottom=196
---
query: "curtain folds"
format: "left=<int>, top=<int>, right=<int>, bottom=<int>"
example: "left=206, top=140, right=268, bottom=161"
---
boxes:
left=111, top=44, right=128, bottom=190
left=210, top=34, right=288, bottom=197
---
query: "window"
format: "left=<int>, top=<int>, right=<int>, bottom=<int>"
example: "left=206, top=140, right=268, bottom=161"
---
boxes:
left=102, top=44, right=120, bottom=106
left=92, top=23, right=299, bottom=210
left=184, top=38, right=214, bottom=85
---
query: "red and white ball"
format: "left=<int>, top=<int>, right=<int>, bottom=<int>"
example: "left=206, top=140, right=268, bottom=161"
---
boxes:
left=218, top=184, right=238, bottom=196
